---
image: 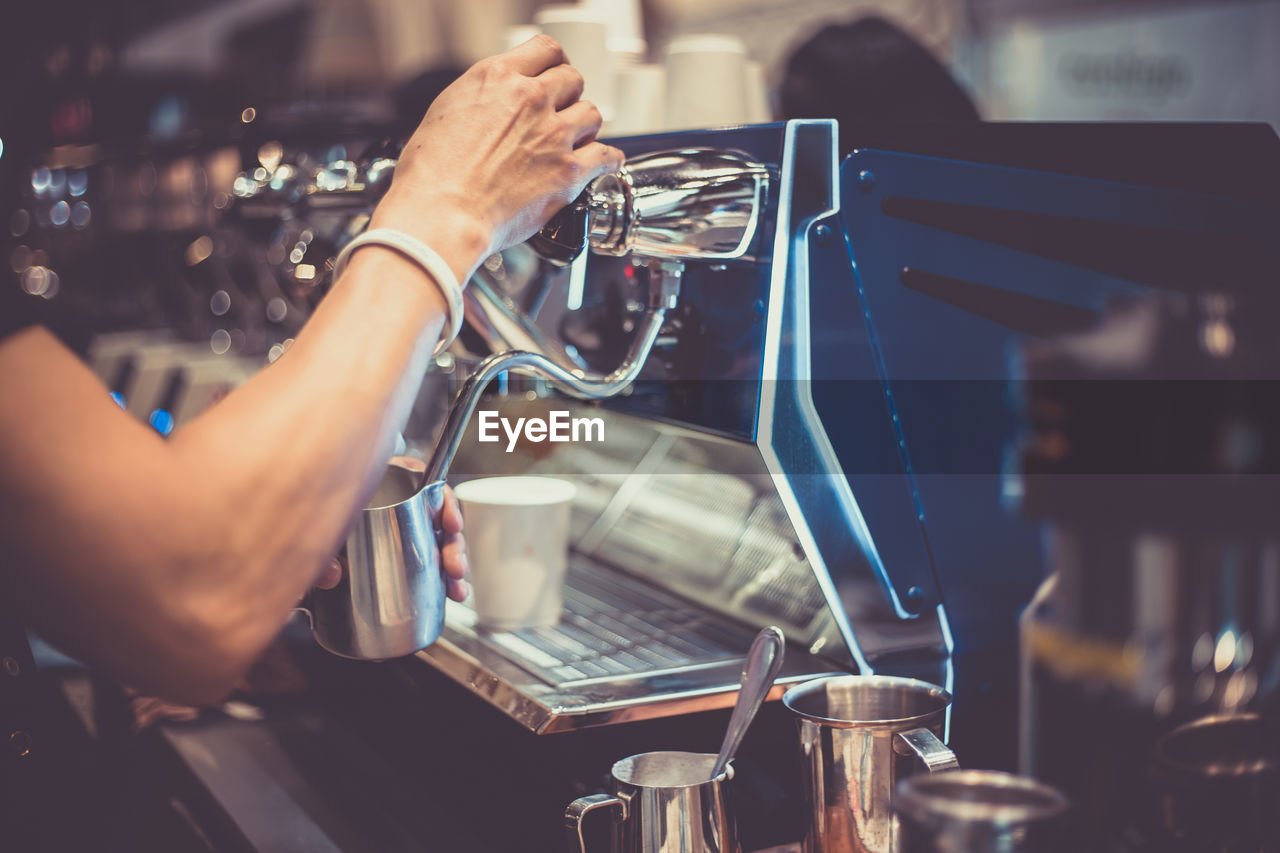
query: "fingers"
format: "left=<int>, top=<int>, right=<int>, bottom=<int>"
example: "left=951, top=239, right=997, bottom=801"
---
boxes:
left=439, top=484, right=468, bottom=601
left=441, top=534, right=467, bottom=581
left=441, top=532, right=469, bottom=602
left=572, top=141, right=626, bottom=183
left=558, top=100, right=605, bottom=147
left=503, top=34, right=567, bottom=77
left=389, top=454, right=425, bottom=474
left=440, top=485, right=464, bottom=535
left=539, top=64, right=586, bottom=111
left=314, top=556, right=343, bottom=590
left=446, top=576, right=469, bottom=603
left=131, top=695, right=200, bottom=732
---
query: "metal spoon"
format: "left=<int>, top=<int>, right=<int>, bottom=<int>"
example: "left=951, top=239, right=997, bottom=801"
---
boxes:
left=712, top=626, right=786, bottom=780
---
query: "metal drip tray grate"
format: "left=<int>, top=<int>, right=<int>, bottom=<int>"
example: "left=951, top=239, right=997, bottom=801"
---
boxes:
left=446, top=562, right=757, bottom=688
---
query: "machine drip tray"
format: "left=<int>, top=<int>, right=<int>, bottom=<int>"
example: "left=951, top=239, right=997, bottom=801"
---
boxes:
left=447, top=563, right=755, bottom=688
left=418, top=556, right=844, bottom=733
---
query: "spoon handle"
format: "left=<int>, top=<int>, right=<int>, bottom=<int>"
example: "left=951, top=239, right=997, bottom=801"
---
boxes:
left=712, top=626, right=786, bottom=779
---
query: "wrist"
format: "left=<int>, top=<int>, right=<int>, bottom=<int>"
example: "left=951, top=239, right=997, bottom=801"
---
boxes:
left=334, top=228, right=466, bottom=357
left=342, top=247, right=449, bottom=316
left=369, top=187, right=492, bottom=284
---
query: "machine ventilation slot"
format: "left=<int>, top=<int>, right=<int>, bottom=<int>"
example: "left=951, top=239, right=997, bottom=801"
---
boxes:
left=899, top=267, right=1100, bottom=336
left=880, top=196, right=1272, bottom=293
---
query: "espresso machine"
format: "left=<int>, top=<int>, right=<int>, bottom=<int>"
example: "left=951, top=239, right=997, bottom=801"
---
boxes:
left=14, top=100, right=1280, bottom=849
left=225, top=119, right=955, bottom=736
left=284, top=119, right=1279, bottom=852
left=417, top=120, right=956, bottom=734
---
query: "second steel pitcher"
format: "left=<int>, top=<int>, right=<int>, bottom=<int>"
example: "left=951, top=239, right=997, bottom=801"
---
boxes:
left=783, top=675, right=958, bottom=853
left=565, top=751, right=741, bottom=853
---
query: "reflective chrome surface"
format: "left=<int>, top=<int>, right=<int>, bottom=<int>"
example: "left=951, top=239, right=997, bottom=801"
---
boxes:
left=240, top=145, right=768, bottom=270
left=303, top=461, right=447, bottom=660
left=423, top=556, right=837, bottom=732
left=784, top=675, right=957, bottom=853
left=531, top=148, right=769, bottom=265
left=588, top=149, right=768, bottom=260
left=462, top=271, right=587, bottom=368
left=565, top=751, right=741, bottom=853
left=232, top=155, right=389, bottom=211
left=712, top=626, right=786, bottom=779
left=894, top=770, right=1070, bottom=853
left=422, top=260, right=679, bottom=486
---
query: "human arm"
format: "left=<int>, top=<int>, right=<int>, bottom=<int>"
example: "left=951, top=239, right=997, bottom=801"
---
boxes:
left=0, top=36, right=622, bottom=705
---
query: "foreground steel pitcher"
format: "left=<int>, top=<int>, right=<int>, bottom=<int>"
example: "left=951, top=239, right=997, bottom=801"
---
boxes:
left=784, top=675, right=958, bottom=853
left=299, top=460, right=448, bottom=659
left=565, top=751, right=741, bottom=853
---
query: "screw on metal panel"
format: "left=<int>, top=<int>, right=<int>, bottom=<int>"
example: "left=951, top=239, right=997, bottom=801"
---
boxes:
left=857, top=170, right=876, bottom=192
left=903, top=586, right=925, bottom=614
left=8, top=731, right=32, bottom=758
left=2, top=657, right=18, bottom=677
left=813, top=224, right=832, bottom=246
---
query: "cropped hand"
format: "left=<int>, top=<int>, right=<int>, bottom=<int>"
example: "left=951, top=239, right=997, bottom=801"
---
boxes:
left=370, top=35, right=625, bottom=281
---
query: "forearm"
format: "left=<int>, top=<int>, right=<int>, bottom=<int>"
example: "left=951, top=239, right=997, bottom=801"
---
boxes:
left=0, top=33, right=620, bottom=703
left=0, top=243, right=476, bottom=704
left=166, top=249, right=453, bottom=665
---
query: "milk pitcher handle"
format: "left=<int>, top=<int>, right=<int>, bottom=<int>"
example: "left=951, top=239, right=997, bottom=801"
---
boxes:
left=565, top=793, right=626, bottom=853
left=894, top=727, right=960, bottom=773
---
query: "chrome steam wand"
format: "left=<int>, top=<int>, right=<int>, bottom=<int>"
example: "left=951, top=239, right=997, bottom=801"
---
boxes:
left=420, top=259, right=683, bottom=487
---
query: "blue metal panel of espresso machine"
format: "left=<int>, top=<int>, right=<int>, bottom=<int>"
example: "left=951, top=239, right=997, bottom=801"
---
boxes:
left=588, top=122, right=1278, bottom=757
left=591, top=121, right=952, bottom=689
left=819, top=132, right=1280, bottom=739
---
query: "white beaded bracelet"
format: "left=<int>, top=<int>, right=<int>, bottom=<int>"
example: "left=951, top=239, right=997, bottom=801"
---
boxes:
left=331, top=228, right=465, bottom=357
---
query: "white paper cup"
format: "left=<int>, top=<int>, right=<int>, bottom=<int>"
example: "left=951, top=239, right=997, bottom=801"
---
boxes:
left=664, top=34, right=749, bottom=131
left=454, top=476, right=577, bottom=631
left=534, top=5, right=613, bottom=121
left=611, top=62, right=666, bottom=134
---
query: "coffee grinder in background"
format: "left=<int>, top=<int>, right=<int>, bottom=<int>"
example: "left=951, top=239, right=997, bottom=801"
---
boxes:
left=1012, top=292, right=1280, bottom=851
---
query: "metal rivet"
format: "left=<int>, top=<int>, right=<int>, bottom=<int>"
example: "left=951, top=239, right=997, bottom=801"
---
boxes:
left=903, top=586, right=925, bottom=614
left=814, top=224, right=832, bottom=246
left=2, top=657, right=19, bottom=677
left=857, top=170, right=876, bottom=192
left=9, top=731, right=32, bottom=758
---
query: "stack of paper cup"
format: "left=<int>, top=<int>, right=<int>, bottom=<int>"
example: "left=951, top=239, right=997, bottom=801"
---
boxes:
left=611, top=63, right=666, bottom=135
left=534, top=5, right=613, bottom=122
left=745, top=60, right=772, bottom=124
left=454, top=476, right=577, bottom=631
left=665, top=34, right=749, bottom=131
left=580, top=0, right=644, bottom=58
